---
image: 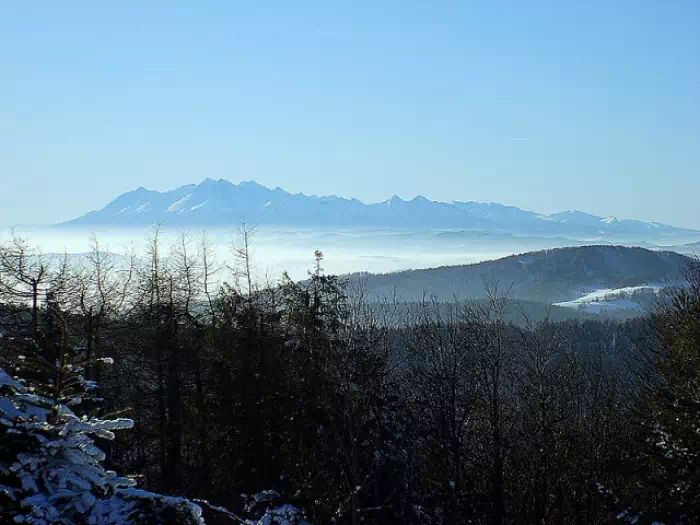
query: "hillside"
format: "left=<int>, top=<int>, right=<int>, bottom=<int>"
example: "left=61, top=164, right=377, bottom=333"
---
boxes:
left=349, top=245, right=691, bottom=303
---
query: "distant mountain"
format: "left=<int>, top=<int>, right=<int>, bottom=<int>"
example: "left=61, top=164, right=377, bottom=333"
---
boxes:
left=655, top=240, right=700, bottom=255
left=61, top=179, right=699, bottom=241
left=62, top=179, right=491, bottom=230
left=349, top=245, right=691, bottom=303
left=452, top=202, right=693, bottom=239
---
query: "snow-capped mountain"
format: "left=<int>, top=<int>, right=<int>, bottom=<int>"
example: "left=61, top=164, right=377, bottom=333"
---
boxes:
left=61, top=178, right=699, bottom=241
left=62, top=179, right=491, bottom=229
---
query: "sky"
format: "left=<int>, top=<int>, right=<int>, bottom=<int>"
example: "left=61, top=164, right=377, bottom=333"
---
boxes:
left=1, top=1, right=699, bottom=228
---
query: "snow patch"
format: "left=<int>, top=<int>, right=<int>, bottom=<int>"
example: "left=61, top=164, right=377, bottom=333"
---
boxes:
left=190, top=200, right=209, bottom=211
left=554, top=285, right=663, bottom=313
left=132, top=201, right=151, bottom=213
left=555, top=299, right=642, bottom=313
left=167, top=194, right=192, bottom=212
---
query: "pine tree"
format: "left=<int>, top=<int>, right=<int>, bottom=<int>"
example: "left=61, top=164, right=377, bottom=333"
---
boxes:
left=0, top=321, right=205, bottom=524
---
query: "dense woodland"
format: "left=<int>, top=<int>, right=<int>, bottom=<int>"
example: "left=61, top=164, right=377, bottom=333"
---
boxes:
left=1, top=231, right=699, bottom=524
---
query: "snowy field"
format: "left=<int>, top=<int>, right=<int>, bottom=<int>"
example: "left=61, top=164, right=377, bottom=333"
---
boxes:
left=554, top=285, right=664, bottom=313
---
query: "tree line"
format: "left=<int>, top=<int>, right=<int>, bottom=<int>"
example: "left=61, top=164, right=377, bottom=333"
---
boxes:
left=1, top=230, right=699, bottom=525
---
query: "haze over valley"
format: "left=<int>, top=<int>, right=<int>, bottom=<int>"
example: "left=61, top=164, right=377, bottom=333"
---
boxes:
left=5, top=178, right=698, bottom=304
left=6, top=179, right=699, bottom=321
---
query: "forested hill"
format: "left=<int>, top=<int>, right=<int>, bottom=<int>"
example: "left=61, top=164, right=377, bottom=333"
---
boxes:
left=350, top=245, right=691, bottom=303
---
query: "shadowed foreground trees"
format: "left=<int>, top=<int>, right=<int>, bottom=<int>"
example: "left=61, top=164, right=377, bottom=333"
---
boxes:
left=1, top=234, right=699, bottom=524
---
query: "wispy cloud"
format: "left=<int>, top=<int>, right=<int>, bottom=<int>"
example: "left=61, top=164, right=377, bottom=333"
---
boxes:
left=506, top=137, right=529, bottom=142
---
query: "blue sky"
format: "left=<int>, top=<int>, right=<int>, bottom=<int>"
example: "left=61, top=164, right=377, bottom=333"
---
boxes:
left=1, top=1, right=699, bottom=228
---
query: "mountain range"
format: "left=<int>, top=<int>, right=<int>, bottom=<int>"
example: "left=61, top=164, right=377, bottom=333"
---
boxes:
left=62, top=178, right=699, bottom=241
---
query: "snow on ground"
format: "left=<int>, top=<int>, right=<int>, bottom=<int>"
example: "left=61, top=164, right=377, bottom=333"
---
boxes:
left=554, top=298, right=642, bottom=313
left=554, top=285, right=663, bottom=313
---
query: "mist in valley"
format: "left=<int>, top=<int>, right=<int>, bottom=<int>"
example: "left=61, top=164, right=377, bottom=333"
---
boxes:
left=2, top=226, right=550, bottom=282
left=9, top=224, right=699, bottom=286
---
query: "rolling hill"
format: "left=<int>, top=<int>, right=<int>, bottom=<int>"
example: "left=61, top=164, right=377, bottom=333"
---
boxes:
left=348, top=245, right=691, bottom=304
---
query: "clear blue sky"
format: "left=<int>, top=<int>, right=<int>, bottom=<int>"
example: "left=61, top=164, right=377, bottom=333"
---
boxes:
left=1, top=1, right=699, bottom=228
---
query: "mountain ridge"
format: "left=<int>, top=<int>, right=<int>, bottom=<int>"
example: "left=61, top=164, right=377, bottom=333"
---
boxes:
left=61, top=178, right=699, bottom=241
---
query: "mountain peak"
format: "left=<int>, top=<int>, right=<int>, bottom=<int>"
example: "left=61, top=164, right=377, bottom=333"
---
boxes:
left=239, top=179, right=264, bottom=188
left=197, top=178, right=219, bottom=188
left=198, top=177, right=236, bottom=187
